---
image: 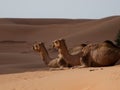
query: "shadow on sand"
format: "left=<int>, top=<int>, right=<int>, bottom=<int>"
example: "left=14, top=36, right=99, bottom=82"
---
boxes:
left=0, top=63, right=50, bottom=75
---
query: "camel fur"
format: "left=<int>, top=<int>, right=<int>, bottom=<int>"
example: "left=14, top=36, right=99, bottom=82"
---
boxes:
left=33, top=42, right=67, bottom=68
left=80, top=40, right=120, bottom=67
left=52, top=39, right=86, bottom=67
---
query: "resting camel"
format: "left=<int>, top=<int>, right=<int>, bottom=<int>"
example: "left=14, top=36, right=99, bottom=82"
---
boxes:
left=52, top=39, right=86, bottom=67
left=33, top=42, right=67, bottom=68
left=80, top=40, right=120, bottom=67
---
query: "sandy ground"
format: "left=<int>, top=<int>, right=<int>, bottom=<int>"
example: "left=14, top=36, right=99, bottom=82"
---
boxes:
left=0, top=16, right=120, bottom=90
left=0, top=66, right=120, bottom=90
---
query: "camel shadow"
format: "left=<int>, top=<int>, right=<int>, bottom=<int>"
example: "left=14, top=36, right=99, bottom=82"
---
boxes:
left=0, top=63, right=50, bottom=75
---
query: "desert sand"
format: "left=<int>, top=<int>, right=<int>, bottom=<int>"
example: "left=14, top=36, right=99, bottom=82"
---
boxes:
left=0, top=16, right=120, bottom=90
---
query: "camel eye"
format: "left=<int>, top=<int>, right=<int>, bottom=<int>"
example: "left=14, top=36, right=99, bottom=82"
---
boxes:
left=35, top=44, right=40, bottom=49
left=56, top=41, right=59, bottom=45
left=35, top=44, right=37, bottom=48
left=33, top=44, right=38, bottom=50
left=54, top=41, right=58, bottom=44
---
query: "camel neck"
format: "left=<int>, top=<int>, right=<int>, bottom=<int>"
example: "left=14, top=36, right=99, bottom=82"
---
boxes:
left=39, top=46, right=51, bottom=65
left=58, top=43, right=70, bottom=62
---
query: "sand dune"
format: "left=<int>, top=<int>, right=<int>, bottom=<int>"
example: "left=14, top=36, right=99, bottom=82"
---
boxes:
left=66, top=16, right=120, bottom=46
left=0, top=16, right=120, bottom=90
left=0, top=18, right=93, bottom=25
left=0, top=16, right=119, bottom=49
left=0, top=16, right=119, bottom=42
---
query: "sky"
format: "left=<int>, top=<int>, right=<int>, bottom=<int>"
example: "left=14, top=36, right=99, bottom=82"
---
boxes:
left=0, top=0, right=120, bottom=19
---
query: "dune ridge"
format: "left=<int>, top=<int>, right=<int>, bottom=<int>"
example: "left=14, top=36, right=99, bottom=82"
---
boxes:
left=0, top=18, right=94, bottom=25
left=0, top=16, right=120, bottom=46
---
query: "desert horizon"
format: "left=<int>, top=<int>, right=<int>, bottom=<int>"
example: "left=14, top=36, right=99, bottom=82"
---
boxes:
left=0, top=15, right=120, bottom=90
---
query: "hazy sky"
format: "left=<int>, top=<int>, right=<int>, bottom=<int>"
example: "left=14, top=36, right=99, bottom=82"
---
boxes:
left=0, top=0, right=120, bottom=19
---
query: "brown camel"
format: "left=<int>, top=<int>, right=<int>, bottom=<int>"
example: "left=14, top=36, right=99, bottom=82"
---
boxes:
left=80, top=40, right=120, bottom=67
left=33, top=42, right=67, bottom=68
left=52, top=39, right=86, bottom=67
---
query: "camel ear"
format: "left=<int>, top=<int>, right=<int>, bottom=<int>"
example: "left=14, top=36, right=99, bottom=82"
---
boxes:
left=53, top=40, right=57, bottom=42
left=53, top=40, right=59, bottom=44
left=39, top=42, right=43, bottom=44
left=33, top=41, right=38, bottom=44
left=38, top=42, right=44, bottom=45
left=59, top=38, right=65, bottom=41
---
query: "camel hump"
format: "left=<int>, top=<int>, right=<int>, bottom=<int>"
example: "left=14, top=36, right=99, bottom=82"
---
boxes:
left=103, top=40, right=118, bottom=48
left=80, top=44, right=87, bottom=47
left=104, top=40, right=114, bottom=45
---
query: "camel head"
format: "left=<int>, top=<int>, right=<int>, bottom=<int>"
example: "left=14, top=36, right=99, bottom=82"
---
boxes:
left=104, top=40, right=114, bottom=45
left=33, top=42, right=45, bottom=52
left=52, top=39, right=66, bottom=49
left=102, top=40, right=117, bottom=47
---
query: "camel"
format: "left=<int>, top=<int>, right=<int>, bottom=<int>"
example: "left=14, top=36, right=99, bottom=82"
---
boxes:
left=69, top=44, right=87, bottom=55
left=80, top=40, right=120, bottom=67
left=33, top=42, right=67, bottom=68
left=52, top=39, right=86, bottom=67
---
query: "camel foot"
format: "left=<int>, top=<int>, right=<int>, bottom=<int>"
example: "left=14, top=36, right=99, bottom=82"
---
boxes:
left=49, top=67, right=68, bottom=71
left=89, top=67, right=103, bottom=72
left=49, top=68, right=62, bottom=71
left=71, top=65, right=87, bottom=69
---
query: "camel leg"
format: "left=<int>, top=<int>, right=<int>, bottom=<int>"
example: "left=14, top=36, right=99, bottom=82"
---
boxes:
left=115, top=59, right=120, bottom=65
left=49, top=67, right=63, bottom=71
left=71, top=58, right=88, bottom=69
left=49, top=67, right=69, bottom=71
left=71, top=65, right=87, bottom=69
left=80, top=57, right=88, bottom=67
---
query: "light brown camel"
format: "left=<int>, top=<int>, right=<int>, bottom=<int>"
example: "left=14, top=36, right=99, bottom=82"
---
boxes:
left=33, top=42, right=67, bottom=68
left=80, top=40, right=120, bottom=67
left=69, top=44, right=87, bottom=55
left=52, top=39, right=86, bottom=67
